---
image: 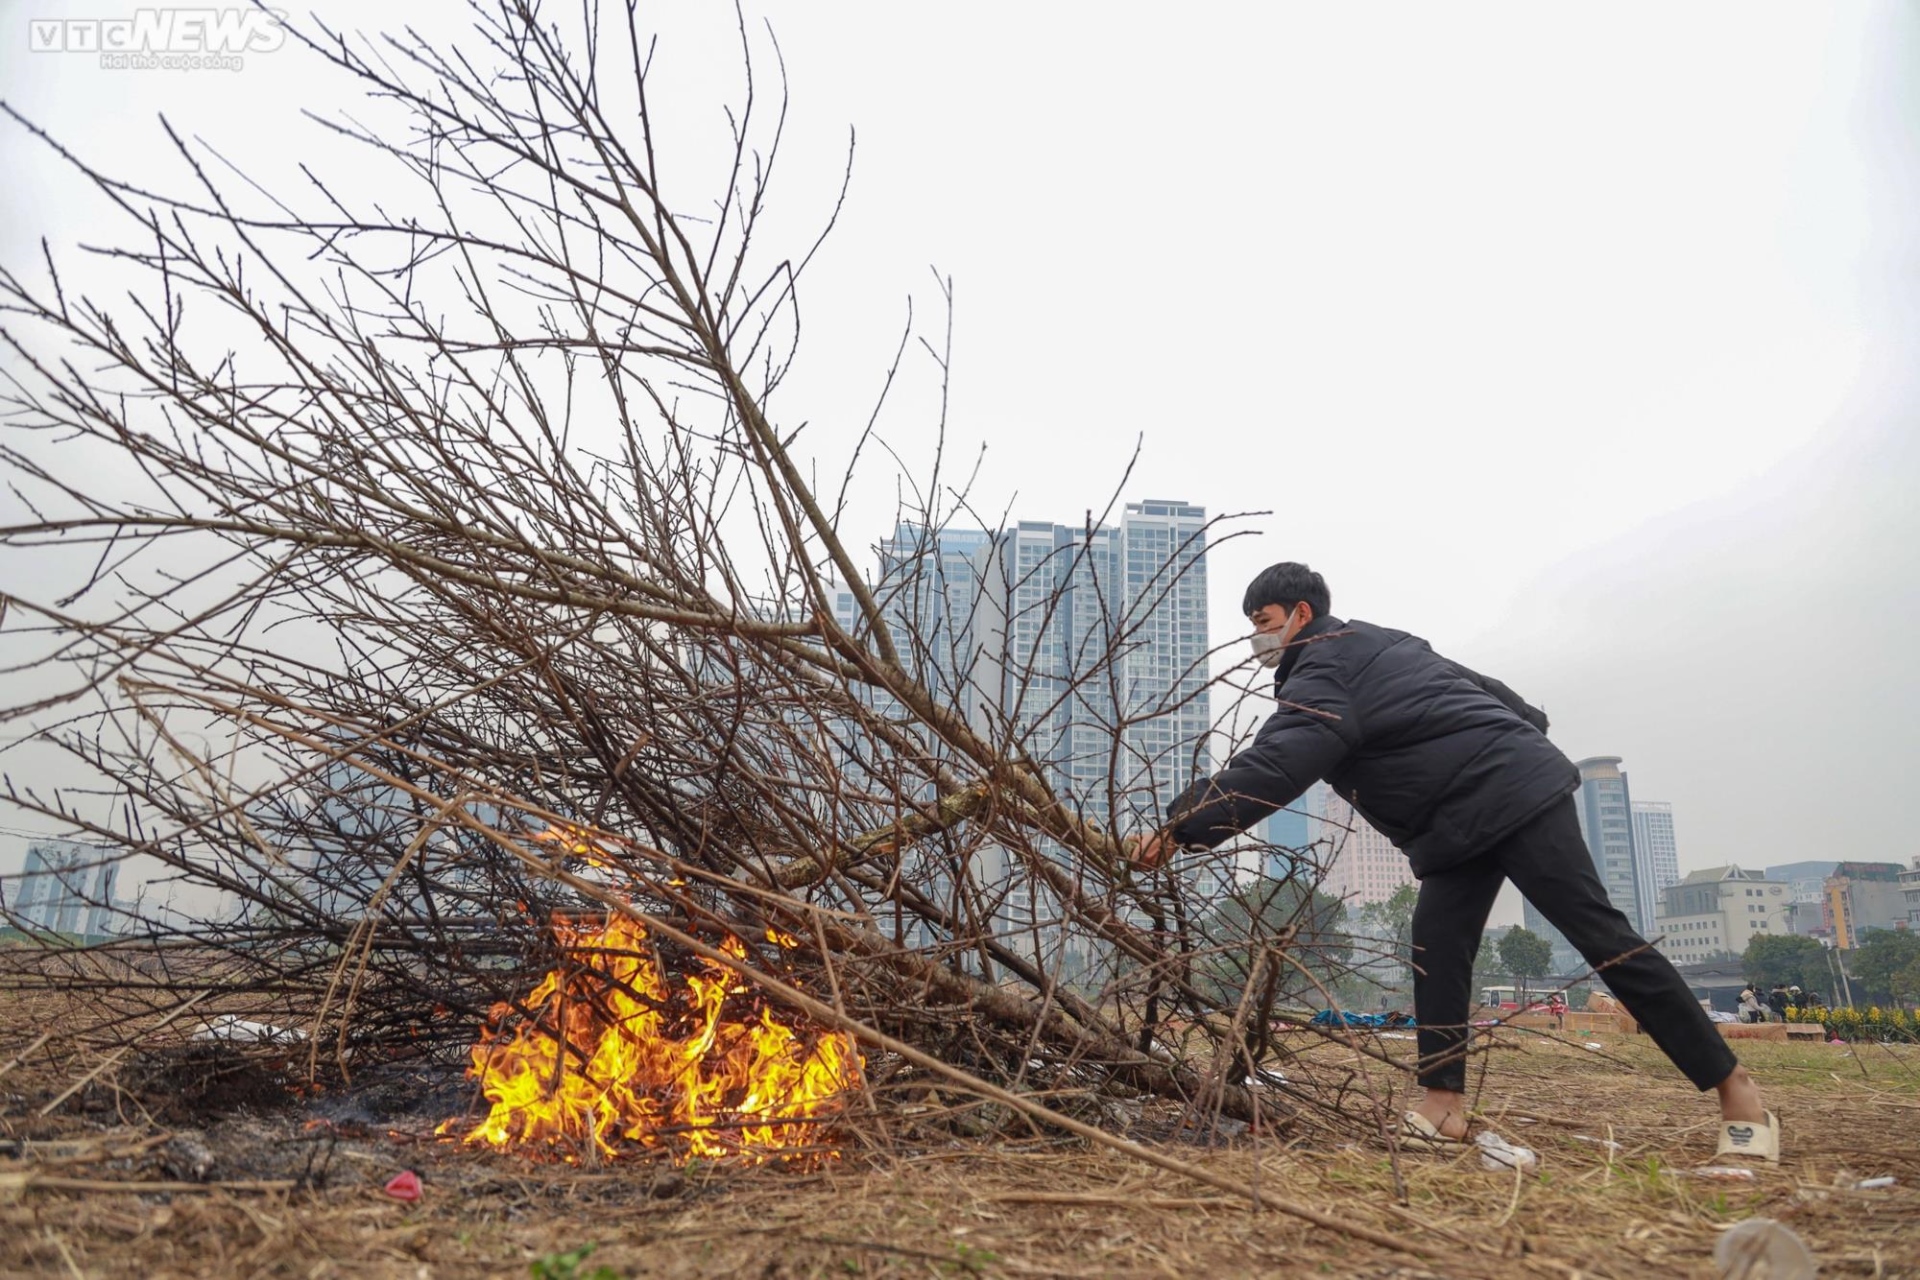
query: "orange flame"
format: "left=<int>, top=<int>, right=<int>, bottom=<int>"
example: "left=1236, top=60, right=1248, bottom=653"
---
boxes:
left=530, top=823, right=609, bottom=869
left=442, top=914, right=860, bottom=1164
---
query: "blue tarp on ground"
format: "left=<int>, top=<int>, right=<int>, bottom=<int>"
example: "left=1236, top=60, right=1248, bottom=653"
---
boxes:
left=1308, top=1010, right=1417, bottom=1029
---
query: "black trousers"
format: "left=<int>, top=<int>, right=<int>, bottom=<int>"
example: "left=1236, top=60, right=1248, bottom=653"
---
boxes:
left=1411, top=796, right=1738, bottom=1093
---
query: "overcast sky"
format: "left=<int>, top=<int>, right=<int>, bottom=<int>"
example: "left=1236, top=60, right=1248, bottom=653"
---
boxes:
left=3, top=3, right=1916, bottom=924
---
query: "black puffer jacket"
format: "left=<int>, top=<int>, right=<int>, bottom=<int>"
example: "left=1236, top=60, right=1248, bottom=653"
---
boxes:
left=1167, top=615, right=1578, bottom=877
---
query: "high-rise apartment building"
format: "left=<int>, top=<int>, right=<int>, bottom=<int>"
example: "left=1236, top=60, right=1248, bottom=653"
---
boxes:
left=1630, top=801, right=1680, bottom=895
left=876, top=502, right=1211, bottom=964
left=970, top=501, right=1210, bottom=820
left=875, top=525, right=995, bottom=714
left=10, top=839, right=120, bottom=938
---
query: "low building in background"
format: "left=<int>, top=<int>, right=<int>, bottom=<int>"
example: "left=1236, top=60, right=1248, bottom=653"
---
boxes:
left=1782, top=899, right=1829, bottom=939
left=1824, top=861, right=1909, bottom=948
left=1765, top=859, right=1840, bottom=936
left=1653, top=865, right=1790, bottom=966
left=1898, top=856, right=1920, bottom=929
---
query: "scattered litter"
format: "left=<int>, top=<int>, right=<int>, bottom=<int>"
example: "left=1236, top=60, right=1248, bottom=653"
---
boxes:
left=162, top=1134, right=215, bottom=1182
left=1583, top=1042, right=1604, bottom=1051
left=1475, top=1131, right=1538, bottom=1173
left=192, top=1016, right=307, bottom=1045
left=1379, top=1032, right=1416, bottom=1041
left=1572, top=1135, right=1625, bottom=1152
left=1713, top=1218, right=1815, bottom=1280
left=1688, top=1167, right=1757, bottom=1181
left=1854, top=1176, right=1897, bottom=1190
left=383, top=1170, right=422, bottom=1202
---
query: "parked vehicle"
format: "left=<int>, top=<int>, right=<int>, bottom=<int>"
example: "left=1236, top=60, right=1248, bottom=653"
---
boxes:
left=1478, top=984, right=1568, bottom=1016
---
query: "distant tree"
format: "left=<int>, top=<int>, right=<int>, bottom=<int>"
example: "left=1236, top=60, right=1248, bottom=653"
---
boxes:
left=1848, top=930, right=1920, bottom=1007
left=1497, top=926, right=1553, bottom=1004
left=1472, top=932, right=1508, bottom=996
left=1198, top=876, right=1351, bottom=1011
left=1743, top=933, right=1827, bottom=991
left=1895, top=960, right=1920, bottom=1009
left=1355, top=882, right=1419, bottom=984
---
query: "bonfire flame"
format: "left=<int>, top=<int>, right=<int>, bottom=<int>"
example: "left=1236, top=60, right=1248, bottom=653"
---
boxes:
left=445, top=913, right=861, bottom=1163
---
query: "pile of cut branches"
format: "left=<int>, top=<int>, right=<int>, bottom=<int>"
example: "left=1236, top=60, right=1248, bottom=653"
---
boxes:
left=0, top=0, right=1418, bottom=1219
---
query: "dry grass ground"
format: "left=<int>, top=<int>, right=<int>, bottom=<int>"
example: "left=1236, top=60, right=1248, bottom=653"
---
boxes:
left=3, top=993, right=1916, bottom=1280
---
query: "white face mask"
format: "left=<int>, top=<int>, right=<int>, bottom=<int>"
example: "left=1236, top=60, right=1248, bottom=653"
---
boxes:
left=1250, top=607, right=1301, bottom=668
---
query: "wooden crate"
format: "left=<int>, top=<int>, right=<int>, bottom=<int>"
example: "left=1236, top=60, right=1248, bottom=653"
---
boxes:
left=1505, top=1012, right=1564, bottom=1031
left=1719, top=1022, right=1789, bottom=1042
left=1565, top=1011, right=1636, bottom=1035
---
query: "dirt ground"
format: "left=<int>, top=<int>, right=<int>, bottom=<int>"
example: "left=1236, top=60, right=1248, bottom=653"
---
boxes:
left=3, top=1012, right=1917, bottom=1279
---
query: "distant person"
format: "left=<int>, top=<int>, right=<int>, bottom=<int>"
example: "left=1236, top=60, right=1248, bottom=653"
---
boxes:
left=1127, top=563, right=1779, bottom=1164
left=1739, top=985, right=1766, bottom=1024
left=1767, top=984, right=1790, bottom=1023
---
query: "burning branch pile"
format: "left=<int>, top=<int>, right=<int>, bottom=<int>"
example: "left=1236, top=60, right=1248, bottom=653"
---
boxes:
left=0, top=0, right=1409, bottom=1202
left=449, top=917, right=860, bottom=1165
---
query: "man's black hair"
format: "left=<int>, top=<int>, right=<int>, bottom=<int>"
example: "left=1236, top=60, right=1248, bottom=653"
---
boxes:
left=1242, top=562, right=1331, bottom=619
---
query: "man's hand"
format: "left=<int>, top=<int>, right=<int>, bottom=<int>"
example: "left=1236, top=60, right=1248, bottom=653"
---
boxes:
left=1124, top=830, right=1175, bottom=870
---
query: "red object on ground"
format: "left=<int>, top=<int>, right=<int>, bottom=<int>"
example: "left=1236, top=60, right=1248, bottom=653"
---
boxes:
left=384, top=1170, right=422, bottom=1202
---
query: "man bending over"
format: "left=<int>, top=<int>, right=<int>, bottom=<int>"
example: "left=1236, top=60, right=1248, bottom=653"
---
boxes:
left=1129, top=563, right=1777, bottom=1163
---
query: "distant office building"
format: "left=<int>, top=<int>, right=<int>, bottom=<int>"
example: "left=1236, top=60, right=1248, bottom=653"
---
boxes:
left=1630, top=801, right=1680, bottom=894
left=1653, top=866, right=1790, bottom=966
left=9, top=840, right=120, bottom=939
left=1315, top=789, right=1415, bottom=908
left=1576, top=758, right=1650, bottom=933
left=1900, top=857, right=1920, bottom=929
left=1824, top=862, right=1909, bottom=948
left=1258, top=780, right=1330, bottom=882
left=1262, top=801, right=1310, bottom=851
left=1527, top=756, right=1649, bottom=973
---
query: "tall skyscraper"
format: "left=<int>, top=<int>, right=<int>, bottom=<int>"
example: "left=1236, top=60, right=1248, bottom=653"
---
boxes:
left=1524, top=756, right=1649, bottom=974
left=1576, top=757, right=1648, bottom=932
left=875, top=502, right=1211, bottom=963
left=970, top=500, right=1210, bottom=821
left=1631, top=801, right=1680, bottom=895
left=875, top=524, right=995, bottom=714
